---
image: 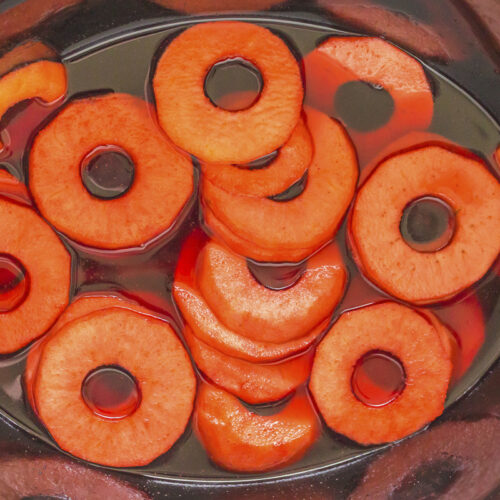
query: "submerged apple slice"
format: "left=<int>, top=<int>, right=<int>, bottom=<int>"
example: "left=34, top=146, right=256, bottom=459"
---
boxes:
left=195, top=383, right=319, bottom=472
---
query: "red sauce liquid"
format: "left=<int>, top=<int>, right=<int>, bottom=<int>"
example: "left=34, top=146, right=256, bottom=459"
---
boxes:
left=247, top=259, right=306, bottom=291
left=400, top=196, right=456, bottom=253
left=80, top=145, right=135, bottom=200
left=81, top=366, right=141, bottom=420
left=0, top=253, right=29, bottom=312
left=351, top=351, right=406, bottom=407
left=434, top=295, right=485, bottom=379
left=204, top=58, right=262, bottom=111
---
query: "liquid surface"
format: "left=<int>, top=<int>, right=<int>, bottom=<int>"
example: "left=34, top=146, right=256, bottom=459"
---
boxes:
left=81, top=146, right=135, bottom=200
left=0, top=254, right=29, bottom=313
left=268, top=170, right=308, bottom=202
left=0, top=14, right=497, bottom=483
left=204, top=57, right=262, bottom=111
left=81, top=366, right=141, bottom=420
left=242, top=150, right=279, bottom=169
left=400, top=196, right=456, bottom=252
left=351, top=351, right=406, bottom=407
left=247, top=259, right=306, bottom=291
left=334, top=81, right=395, bottom=132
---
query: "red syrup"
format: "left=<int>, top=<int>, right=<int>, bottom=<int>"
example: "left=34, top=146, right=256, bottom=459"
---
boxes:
left=173, top=228, right=207, bottom=289
left=0, top=253, right=29, bottom=312
left=400, top=196, right=456, bottom=253
left=80, top=145, right=135, bottom=200
left=81, top=365, right=141, bottom=420
left=246, top=259, right=306, bottom=291
left=334, top=81, right=395, bottom=133
left=351, top=351, right=406, bottom=407
left=0, top=99, right=61, bottom=168
left=433, top=295, right=485, bottom=379
left=204, top=57, right=262, bottom=112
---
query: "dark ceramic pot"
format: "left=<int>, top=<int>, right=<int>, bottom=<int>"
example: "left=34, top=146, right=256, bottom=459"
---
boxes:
left=0, top=1, right=498, bottom=498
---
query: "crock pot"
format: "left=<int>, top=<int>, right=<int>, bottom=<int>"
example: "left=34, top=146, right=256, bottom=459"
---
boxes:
left=0, top=1, right=498, bottom=498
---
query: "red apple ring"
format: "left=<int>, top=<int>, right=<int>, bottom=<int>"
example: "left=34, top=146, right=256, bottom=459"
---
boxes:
left=203, top=107, right=358, bottom=262
left=173, top=281, right=324, bottom=363
left=198, top=240, right=346, bottom=343
left=195, top=383, right=319, bottom=472
left=201, top=117, right=312, bottom=198
left=350, top=145, right=500, bottom=304
left=310, top=302, right=452, bottom=445
left=33, top=308, right=196, bottom=467
left=29, top=93, right=194, bottom=249
left=184, top=326, right=313, bottom=404
left=304, top=37, right=433, bottom=159
left=153, top=21, right=303, bottom=164
left=418, top=308, right=456, bottom=357
left=204, top=206, right=319, bottom=262
left=0, top=60, right=66, bottom=149
left=0, top=189, right=70, bottom=354
left=24, top=293, right=157, bottom=414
